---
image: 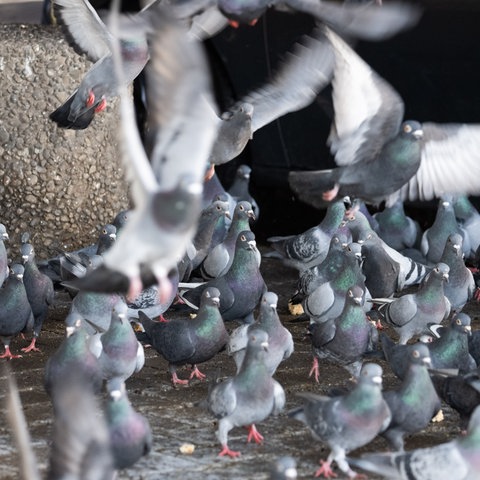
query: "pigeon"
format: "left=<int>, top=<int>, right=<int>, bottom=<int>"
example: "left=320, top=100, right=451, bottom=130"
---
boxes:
left=182, top=231, right=267, bottom=323
left=227, top=291, right=294, bottom=375
left=373, top=199, right=421, bottom=251
left=308, top=285, right=377, bottom=380
left=0, top=264, right=34, bottom=359
left=227, top=164, right=260, bottom=220
left=375, top=263, right=451, bottom=344
left=205, top=328, right=285, bottom=457
left=88, top=303, right=145, bottom=388
left=439, top=233, right=475, bottom=311
left=138, top=287, right=228, bottom=385
left=105, top=379, right=152, bottom=470
left=44, top=319, right=103, bottom=397
left=112, top=209, right=130, bottom=235
left=288, top=362, right=391, bottom=478
left=269, top=456, right=298, bottom=480
left=381, top=343, right=441, bottom=451
left=289, top=27, right=480, bottom=208
left=67, top=5, right=219, bottom=302
left=348, top=404, right=480, bottom=480
left=50, top=0, right=151, bottom=129
left=0, top=223, right=9, bottom=287
left=454, top=195, right=480, bottom=259
left=200, top=200, right=256, bottom=280
left=266, top=198, right=346, bottom=272
left=428, top=313, right=476, bottom=374
left=422, top=197, right=470, bottom=265
left=469, top=329, right=480, bottom=366
left=19, top=238, right=55, bottom=353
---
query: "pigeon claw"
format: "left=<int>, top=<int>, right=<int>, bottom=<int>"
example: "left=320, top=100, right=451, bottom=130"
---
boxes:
left=314, top=459, right=337, bottom=478
left=322, top=184, right=340, bottom=202
left=246, top=424, right=264, bottom=444
left=94, top=97, right=107, bottom=113
left=473, top=288, right=480, bottom=302
left=21, top=338, right=41, bottom=353
left=171, top=371, right=189, bottom=386
left=0, top=346, right=22, bottom=359
left=189, top=365, right=206, bottom=380
left=86, top=90, right=95, bottom=108
left=308, top=357, right=320, bottom=383
left=218, top=444, right=241, bottom=458
left=228, top=20, right=240, bottom=28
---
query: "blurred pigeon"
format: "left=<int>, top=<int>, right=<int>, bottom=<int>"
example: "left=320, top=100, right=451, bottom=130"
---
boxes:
left=308, top=285, right=377, bottom=380
left=227, top=165, right=260, bottom=220
left=67, top=5, right=219, bottom=302
left=469, top=329, right=480, bottom=366
left=19, top=238, right=55, bottom=353
left=290, top=28, right=480, bottom=208
left=348, top=404, right=480, bottom=479
left=44, top=319, right=103, bottom=397
left=421, top=197, right=470, bottom=265
left=227, top=291, right=294, bottom=374
left=138, top=287, right=228, bottom=385
left=89, top=303, right=144, bottom=388
left=200, top=200, right=256, bottom=280
left=182, top=231, right=267, bottom=323
left=105, top=379, right=152, bottom=470
left=289, top=363, right=391, bottom=478
left=112, top=209, right=130, bottom=235
left=50, top=0, right=150, bottom=129
left=266, top=199, right=346, bottom=271
left=439, top=233, right=475, bottom=311
left=93, top=224, right=117, bottom=255
left=0, top=223, right=9, bottom=287
left=454, top=195, right=480, bottom=259
left=0, top=265, right=34, bottom=359
left=428, top=313, right=476, bottom=374
left=205, top=329, right=285, bottom=457
left=373, top=199, right=421, bottom=251
left=269, top=456, right=297, bottom=480
left=381, top=343, right=440, bottom=451
left=375, top=263, right=451, bottom=344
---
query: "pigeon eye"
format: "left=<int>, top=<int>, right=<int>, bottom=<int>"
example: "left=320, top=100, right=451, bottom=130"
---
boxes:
left=412, top=350, right=420, bottom=358
left=239, top=205, right=244, bottom=211
left=102, top=229, right=107, bottom=234
left=456, top=318, right=462, bottom=325
left=403, top=123, right=412, bottom=133
left=240, top=234, right=246, bottom=241
left=216, top=205, right=221, bottom=211
left=348, top=290, right=353, bottom=297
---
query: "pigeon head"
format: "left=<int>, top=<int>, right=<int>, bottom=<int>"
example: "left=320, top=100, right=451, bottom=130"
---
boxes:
left=261, top=291, right=278, bottom=311
left=247, top=329, right=269, bottom=352
left=408, top=343, right=431, bottom=367
left=107, top=378, right=127, bottom=401
left=451, top=313, right=472, bottom=336
left=428, top=263, right=450, bottom=282
left=113, top=302, right=128, bottom=324
left=65, top=318, right=83, bottom=338
left=20, top=242, right=34, bottom=264
left=347, top=286, right=364, bottom=306
left=400, top=120, right=423, bottom=140
left=445, top=233, right=463, bottom=257
left=236, top=164, right=252, bottom=180
left=99, top=224, right=117, bottom=242
left=358, top=363, right=383, bottom=387
left=202, top=287, right=221, bottom=307
left=236, top=230, right=257, bottom=251
left=234, top=200, right=256, bottom=221
left=10, top=263, right=24, bottom=281
left=113, top=210, right=130, bottom=230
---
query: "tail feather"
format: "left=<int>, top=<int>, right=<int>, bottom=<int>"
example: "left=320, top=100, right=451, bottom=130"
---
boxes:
left=50, top=92, right=96, bottom=130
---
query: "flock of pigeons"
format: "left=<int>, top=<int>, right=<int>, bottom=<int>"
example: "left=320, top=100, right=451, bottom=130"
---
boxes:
left=2, top=0, right=480, bottom=478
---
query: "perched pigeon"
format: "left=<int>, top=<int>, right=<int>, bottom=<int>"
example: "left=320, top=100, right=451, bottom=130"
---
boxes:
left=89, top=303, right=144, bottom=388
left=227, top=165, right=260, bottom=220
left=373, top=199, right=421, bottom=251
left=439, top=233, right=475, bottom=311
left=381, top=343, right=441, bottom=451
left=138, top=287, right=228, bottom=385
left=227, top=291, right=294, bottom=375
left=289, top=363, right=391, bottom=478
left=67, top=5, right=219, bottom=302
left=19, top=239, right=55, bottom=353
left=453, top=195, right=480, bottom=259
left=266, top=199, right=346, bottom=272
left=205, top=329, right=285, bottom=457
left=0, top=265, right=34, bottom=359
left=105, top=379, right=152, bottom=470
left=182, top=231, right=267, bottom=323
left=289, top=27, right=480, bottom=208
left=375, top=263, right=451, bottom=344
left=0, top=223, right=9, bottom=287
left=348, top=404, right=480, bottom=479
left=308, top=285, right=377, bottom=380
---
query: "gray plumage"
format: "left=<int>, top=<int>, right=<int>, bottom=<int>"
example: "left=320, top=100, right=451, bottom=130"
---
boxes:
left=227, top=165, right=260, bottom=220
left=0, top=223, right=9, bottom=287
left=206, top=329, right=285, bottom=457
left=227, top=291, right=294, bottom=374
left=289, top=363, right=391, bottom=478
left=348, top=404, right=480, bottom=480
left=454, top=195, right=480, bottom=259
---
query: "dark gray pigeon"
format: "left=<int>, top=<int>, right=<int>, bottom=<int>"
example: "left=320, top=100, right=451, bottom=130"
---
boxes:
left=205, top=329, right=285, bottom=457
left=266, top=199, right=346, bottom=272
left=138, top=287, right=228, bottom=385
left=289, top=362, right=391, bottom=478
left=0, top=223, right=9, bottom=287
left=439, top=233, right=475, bottom=311
left=308, top=285, right=377, bottom=380
left=105, top=379, right=152, bottom=470
left=227, top=291, right=294, bottom=375
left=469, top=329, right=480, bottom=366
left=0, top=265, right=34, bottom=359
left=182, top=231, right=267, bottom=323
left=69, top=5, right=219, bottom=302
left=19, top=238, right=55, bottom=353
left=348, top=404, right=480, bottom=479
left=227, top=165, right=260, bottom=220
left=454, top=195, right=480, bottom=259
left=381, top=343, right=441, bottom=451
left=375, top=263, right=451, bottom=344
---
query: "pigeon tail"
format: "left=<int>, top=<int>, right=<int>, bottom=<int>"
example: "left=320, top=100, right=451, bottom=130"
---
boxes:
left=49, top=93, right=96, bottom=130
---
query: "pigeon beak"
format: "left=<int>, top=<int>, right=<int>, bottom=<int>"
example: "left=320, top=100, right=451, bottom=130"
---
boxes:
left=372, top=376, right=382, bottom=385
left=247, top=210, right=256, bottom=220
left=443, top=273, right=449, bottom=282
left=442, top=201, right=450, bottom=208
left=243, top=172, right=250, bottom=180
left=423, top=356, right=432, bottom=366
left=21, top=255, right=28, bottom=263
left=465, top=325, right=472, bottom=335
left=247, top=240, right=257, bottom=250
left=110, top=389, right=122, bottom=401
left=16, top=273, right=24, bottom=280
left=357, top=240, right=364, bottom=245
left=225, top=211, right=232, bottom=220
left=2, top=233, right=9, bottom=241
left=261, top=341, right=269, bottom=351
left=453, top=244, right=460, bottom=252
left=212, top=296, right=220, bottom=306
left=110, top=233, right=117, bottom=240
left=269, top=303, right=277, bottom=309
left=413, top=129, right=423, bottom=139
left=65, top=326, right=75, bottom=338
left=353, top=296, right=362, bottom=305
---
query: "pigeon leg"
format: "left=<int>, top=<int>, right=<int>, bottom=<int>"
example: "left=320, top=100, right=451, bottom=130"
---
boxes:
left=309, top=357, right=320, bottom=382
left=127, top=275, right=144, bottom=303
left=314, top=459, right=337, bottom=478
left=189, top=365, right=206, bottom=380
left=0, top=345, right=22, bottom=359
left=474, top=288, right=480, bottom=302
left=94, top=97, right=107, bottom=113
left=21, top=337, right=41, bottom=353
left=246, top=424, right=264, bottom=444
left=157, top=314, right=169, bottom=323
left=170, top=370, right=189, bottom=386
left=204, top=163, right=215, bottom=181
left=322, top=184, right=340, bottom=202
left=218, top=444, right=241, bottom=457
